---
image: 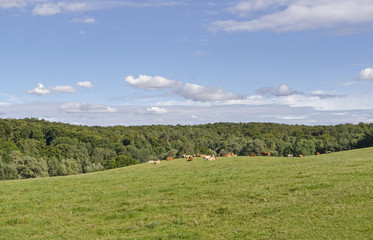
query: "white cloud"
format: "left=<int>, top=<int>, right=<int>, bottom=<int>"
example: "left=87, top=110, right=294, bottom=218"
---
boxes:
left=125, top=75, right=182, bottom=90
left=51, top=85, right=76, bottom=93
left=275, top=84, right=297, bottom=96
left=145, top=107, right=168, bottom=115
left=212, top=0, right=373, bottom=33
left=60, top=102, right=116, bottom=113
left=27, top=83, right=51, bottom=95
left=77, top=81, right=94, bottom=88
left=72, top=17, right=96, bottom=24
left=177, top=83, right=243, bottom=102
left=27, top=83, right=76, bottom=95
left=356, top=68, right=373, bottom=81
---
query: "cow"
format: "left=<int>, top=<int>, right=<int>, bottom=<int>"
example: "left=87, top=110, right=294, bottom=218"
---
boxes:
left=166, top=156, right=174, bottom=161
left=154, top=160, right=161, bottom=164
left=326, top=151, right=332, bottom=154
left=250, top=153, right=256, bottom=157
left=188, top=156, right=194, bottom=161
left=316, top=152, right=320, bottom=155
left=287, top=154, right=294, bottom=157
left=299, top=154, right=303, bottom=158
left=222, top=153, right=235, bottom=157
left=206, top=155, right=217, bottom=161
left=261, top=152, right=270, bottom=156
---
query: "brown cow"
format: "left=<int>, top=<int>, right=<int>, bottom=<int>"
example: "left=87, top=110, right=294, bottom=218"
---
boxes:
left=188, top=156, right=194, bottom=161
left=261, top=152, right=270, bottom=156
left=299, top=154, right=303, bottom=158
left=222, top=153, right=235, bottom=157
left=166, top=156, right=174, bottom=161
left=250, top=153, right=256, bottom=157
left=316, top=152, right=320, bottom=155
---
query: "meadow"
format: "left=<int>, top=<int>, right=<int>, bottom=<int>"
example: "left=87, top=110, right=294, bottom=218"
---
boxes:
left=0, top=148, right=372, bottom=239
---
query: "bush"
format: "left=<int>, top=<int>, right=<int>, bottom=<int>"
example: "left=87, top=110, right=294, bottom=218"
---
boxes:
left=116, top=155, right=139, bottom=168
left=0, top=163, right=18, bottom=180
left=16, top=156, right=48, bottom=179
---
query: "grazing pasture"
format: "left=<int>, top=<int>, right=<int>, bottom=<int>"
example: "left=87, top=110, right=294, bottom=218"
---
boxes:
left=0, top=148, right=372, bottom=239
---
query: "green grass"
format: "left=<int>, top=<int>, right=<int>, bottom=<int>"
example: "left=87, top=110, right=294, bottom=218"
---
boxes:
left=1, top=148, right=372, bottom=239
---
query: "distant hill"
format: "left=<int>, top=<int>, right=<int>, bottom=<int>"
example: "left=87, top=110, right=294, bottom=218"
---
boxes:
left=0, top=148, right=372, bottom=239
left=1, top=118, right=373, bottom=180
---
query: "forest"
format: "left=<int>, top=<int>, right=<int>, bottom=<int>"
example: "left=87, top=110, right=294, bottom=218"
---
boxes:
left=1, top=118, right=373, bottom=180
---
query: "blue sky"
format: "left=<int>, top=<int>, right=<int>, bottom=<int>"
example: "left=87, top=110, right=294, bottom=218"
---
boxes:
left=1, top=0, right=373, bottom=126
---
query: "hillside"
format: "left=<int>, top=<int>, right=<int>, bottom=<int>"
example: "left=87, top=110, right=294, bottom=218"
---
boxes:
left=1, top=118, right=373, bottom=180
left=0, top=148, right=372, bottom=239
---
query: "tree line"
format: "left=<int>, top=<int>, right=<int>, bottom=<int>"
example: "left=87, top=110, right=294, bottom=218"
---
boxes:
left=1, top=118, right=372, bottom=180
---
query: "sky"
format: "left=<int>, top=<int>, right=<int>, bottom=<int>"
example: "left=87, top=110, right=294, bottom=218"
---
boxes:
left=1, top=0, right=373, bottom=126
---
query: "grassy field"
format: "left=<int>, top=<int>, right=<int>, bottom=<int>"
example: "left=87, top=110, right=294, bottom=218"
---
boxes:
left=0, top=148, right=372, bottom=239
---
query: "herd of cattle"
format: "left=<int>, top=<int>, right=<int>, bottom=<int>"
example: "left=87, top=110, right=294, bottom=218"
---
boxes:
left=147, top=151, right=331, bottom=164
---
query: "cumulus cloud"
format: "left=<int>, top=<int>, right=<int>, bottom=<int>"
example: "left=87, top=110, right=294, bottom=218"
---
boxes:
left=28, top=83, right=76, bottom=95
left=72, top=17, right=96, bottom=24
left=27, top=83, right=51, bottom=95
left=77, top=81, right=94, bottom=88
left=275, top=84, right=298, bottom=96
left=125, top=75, right=182, bottom=90
left=60, top=102, right=116, bottom=113
left=144, top=107, right=169, bottom=115
left=356, top=68, right=373, bottom=81
left=177, top=83, right=243, bottom=102
left=125, top=74, right=243, bottom=102
left=211, top=0, right=373, bottom=33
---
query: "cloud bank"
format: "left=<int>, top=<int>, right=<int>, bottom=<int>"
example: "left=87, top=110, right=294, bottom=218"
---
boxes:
left=60, top=102, right=116, bottom=113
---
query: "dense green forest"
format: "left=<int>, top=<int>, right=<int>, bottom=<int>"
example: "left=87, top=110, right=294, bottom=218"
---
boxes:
left=1, top=118, right=373, bottom=180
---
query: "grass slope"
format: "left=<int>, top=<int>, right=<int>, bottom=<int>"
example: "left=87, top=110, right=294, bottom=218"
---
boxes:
left=0, top=148, right=372, bottom=239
